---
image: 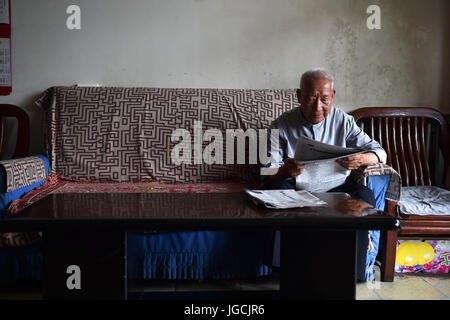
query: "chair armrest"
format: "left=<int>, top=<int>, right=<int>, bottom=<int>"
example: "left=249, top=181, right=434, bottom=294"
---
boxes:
left=385, top=199, right=398, bottom=218
left=0, top=155, right=49, bottom=193
left=349, top=163, right=402, bottom=202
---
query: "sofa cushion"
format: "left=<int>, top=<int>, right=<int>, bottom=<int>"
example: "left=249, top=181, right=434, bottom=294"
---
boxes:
left=36, top=87, right=299, bottom=184
left=398, top=186, right=450, bottom=216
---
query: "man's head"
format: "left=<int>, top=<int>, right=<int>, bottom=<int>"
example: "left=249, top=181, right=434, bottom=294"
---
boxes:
left=297, top=68, right=336, bottom=124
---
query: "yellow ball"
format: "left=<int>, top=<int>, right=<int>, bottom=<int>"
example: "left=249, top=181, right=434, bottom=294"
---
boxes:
left=396, top=242, right=435, bottom=266
left=415, top=242, right=435, bottom=265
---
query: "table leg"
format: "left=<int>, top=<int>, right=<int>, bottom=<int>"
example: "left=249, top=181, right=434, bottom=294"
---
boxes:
left=280, top=229, right=357, bottom=300
left=42, top=227, right=127, bottom=300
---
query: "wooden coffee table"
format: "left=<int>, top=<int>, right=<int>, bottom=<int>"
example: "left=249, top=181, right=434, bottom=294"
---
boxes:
left=0, top=192, right=399, bottom=300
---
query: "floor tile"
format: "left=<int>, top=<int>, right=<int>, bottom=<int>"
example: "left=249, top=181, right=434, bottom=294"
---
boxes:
left=0, top=281, right=43, bottom=300
left=239, top=277, right=279, bottom=291
left=0, top=291, right=43, bottom=300
left=371, top=273, right=447, bottom=300
left=174, top=279, right=241, bottom=292
left=416, top=286, right=449, bottom=300
left=1, top=270, right=449, bottom=300
left=356, top=281, right=382, bottom=300
left=418, top=274, right=450, bottom=298
left=128, top=280, right=176, bottom=292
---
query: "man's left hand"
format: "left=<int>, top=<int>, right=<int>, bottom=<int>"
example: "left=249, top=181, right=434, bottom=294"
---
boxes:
left=336, top=152, right=379, bottom=170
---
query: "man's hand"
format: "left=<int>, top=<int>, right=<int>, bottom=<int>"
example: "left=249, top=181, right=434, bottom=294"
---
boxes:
left=271, top=158, right=306, bottom=179
left=336, top=152, right=379, bottom=170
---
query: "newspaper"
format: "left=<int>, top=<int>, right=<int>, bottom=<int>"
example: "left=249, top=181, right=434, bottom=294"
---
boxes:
left=294, top=136, right=366, bottom=163
left=293, top=136, right=368, bottom=192
left=244, top=189, right=327, bottom=209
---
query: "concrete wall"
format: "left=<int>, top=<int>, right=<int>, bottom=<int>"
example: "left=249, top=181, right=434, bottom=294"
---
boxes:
left=1, top=0, right=448, bottom=156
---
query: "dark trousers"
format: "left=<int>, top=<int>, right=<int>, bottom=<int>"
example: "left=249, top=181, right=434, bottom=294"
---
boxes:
left=261, top=178, right=375, bottom=282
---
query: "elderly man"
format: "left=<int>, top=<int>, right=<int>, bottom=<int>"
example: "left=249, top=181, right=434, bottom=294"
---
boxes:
left=263, top=68, right=387, bottom=281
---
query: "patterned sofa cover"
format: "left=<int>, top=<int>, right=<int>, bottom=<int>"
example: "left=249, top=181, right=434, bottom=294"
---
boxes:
left=0, top=86, right=401, bottom=284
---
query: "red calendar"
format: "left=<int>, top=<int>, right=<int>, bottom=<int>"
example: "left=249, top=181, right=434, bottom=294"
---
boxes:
left=0, top=0, right=11, bottom=95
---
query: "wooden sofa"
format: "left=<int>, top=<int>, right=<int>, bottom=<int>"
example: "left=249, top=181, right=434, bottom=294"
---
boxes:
left=351, top=107, right=450, bottom=282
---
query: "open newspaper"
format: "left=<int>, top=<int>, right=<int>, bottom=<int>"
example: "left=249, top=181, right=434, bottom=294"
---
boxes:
left=293, top=136, right=368, bottom=192
left=244, top=189, right=327, bottom=209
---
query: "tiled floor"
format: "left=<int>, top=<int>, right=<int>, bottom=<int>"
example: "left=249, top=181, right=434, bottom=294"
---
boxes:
left=0, top=266, right=449, bottom=300
left=356, top=266, right=450, bottom=300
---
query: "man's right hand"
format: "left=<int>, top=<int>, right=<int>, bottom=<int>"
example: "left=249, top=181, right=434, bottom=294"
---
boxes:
left=271, top=158, right=306, bottom=179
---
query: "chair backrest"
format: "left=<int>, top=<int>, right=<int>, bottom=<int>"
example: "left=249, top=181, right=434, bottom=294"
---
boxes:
left=351, top=107, right=450, bottom=188
left=0, top=104, right=30, bottom=159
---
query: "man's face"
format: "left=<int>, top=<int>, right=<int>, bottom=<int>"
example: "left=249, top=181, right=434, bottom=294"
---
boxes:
left=297, top=78, right=335, bottom=124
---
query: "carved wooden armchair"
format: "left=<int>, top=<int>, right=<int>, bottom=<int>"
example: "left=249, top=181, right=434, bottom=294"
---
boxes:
left=351, top=107, right=450, bottom=281
left=0, top=104, right=30, bottom=159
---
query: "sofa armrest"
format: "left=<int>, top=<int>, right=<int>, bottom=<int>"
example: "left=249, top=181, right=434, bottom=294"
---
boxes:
left=0, top=155, right=50, bottom=220
left=0, top=155, right=49, bottom=247
left=0, top=155, right=49, bottom=193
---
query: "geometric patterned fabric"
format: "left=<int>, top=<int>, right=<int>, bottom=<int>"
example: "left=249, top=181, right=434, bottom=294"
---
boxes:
left=35, top=86, right=299, bottom=183
left=351, top=162, right=402, bottom=201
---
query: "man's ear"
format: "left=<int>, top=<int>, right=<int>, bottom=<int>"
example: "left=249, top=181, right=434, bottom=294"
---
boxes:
left=330, top=89, right=336, bottom=102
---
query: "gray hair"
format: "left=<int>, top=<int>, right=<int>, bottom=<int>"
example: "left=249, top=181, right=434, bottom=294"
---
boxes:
left=300, top=68, right=334, bottom=89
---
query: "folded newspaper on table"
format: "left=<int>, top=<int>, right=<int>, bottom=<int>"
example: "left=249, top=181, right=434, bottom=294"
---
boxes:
left=294, top=136, right=369, bottom=193
left=244, top=189, right=327, bottom=209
